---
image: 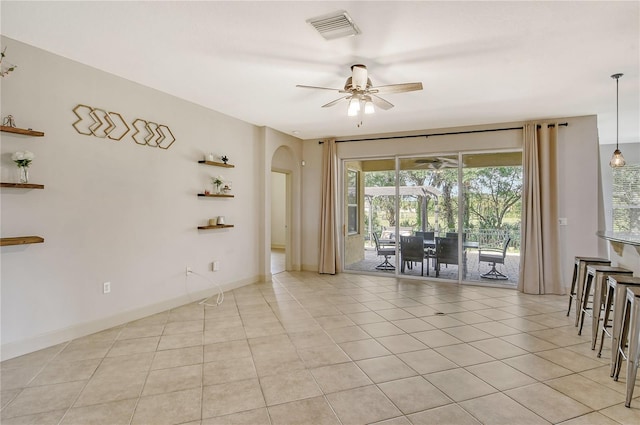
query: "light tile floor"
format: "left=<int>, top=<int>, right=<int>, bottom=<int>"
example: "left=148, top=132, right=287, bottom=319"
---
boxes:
left=2, top=271, right=640, bottom=424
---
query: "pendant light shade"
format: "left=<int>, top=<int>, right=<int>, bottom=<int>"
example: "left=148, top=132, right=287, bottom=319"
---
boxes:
left=347, top=97, right=360, bottom=116
left=610, top=149, right=626, bottom=167
left=364, top=96, right=375, bottom=114
left=609, top=73, right=626, bottom=168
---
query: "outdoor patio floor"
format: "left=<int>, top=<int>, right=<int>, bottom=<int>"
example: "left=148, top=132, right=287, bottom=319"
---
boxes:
left=346, top=247, right=520, bottom=286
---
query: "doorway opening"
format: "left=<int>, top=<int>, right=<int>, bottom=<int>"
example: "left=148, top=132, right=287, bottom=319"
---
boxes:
left=271, top=171, right=288, bottom=274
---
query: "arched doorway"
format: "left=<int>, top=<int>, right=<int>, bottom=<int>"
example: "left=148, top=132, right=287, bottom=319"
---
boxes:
left=270, top=145, right=297, bottom=275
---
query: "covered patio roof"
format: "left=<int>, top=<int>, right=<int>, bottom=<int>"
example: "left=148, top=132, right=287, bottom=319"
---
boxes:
left=364, top=185, right=442, bottom=197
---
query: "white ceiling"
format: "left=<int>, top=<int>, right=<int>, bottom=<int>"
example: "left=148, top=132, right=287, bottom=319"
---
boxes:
left=1, top=1, right=638, bottom=143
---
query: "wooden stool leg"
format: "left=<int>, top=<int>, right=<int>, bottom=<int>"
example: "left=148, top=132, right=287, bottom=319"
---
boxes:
left=625, top=300, right=640, bottom=407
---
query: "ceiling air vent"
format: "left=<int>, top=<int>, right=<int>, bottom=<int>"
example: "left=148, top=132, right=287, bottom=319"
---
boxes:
left=307, top=10, right=360, bottom=40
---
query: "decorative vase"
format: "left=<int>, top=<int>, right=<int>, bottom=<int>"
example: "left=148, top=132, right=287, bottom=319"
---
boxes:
left=18, top=166, right=29, bottom=183
left=215, top=183, right=221, bottom=194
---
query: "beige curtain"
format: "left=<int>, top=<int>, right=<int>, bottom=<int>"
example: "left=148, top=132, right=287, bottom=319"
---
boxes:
left=518, top=123, right=564, bottom=294
left=319, top=138, right=340, bottom=274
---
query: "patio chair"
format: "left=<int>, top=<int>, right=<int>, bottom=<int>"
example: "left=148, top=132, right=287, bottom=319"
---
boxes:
left=434, top=237, right=466, bottom=278
left=415, top=231, right=436, bottom=273
left=400, top=235, right=425, bottom=276
left=478, top=237, right=511, bottom=279
left=372, top=232, right=395, bottom=271
left=415, top=231, right=435, bottom=240
left=446, top=232, right=467, bottom=241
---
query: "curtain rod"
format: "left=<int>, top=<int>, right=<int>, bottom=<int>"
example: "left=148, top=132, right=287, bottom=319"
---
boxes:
left=318, top=122, right=568, bottom=144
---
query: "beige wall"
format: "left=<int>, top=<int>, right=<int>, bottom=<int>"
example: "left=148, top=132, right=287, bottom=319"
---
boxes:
left=0, top=37, right=303, bottom=360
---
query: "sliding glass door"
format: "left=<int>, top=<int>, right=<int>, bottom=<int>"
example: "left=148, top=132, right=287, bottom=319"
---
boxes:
left=462, top=152, right=522, bottom=286
left=343, top=159, right=398, bottom=275
left=342, top=151, right=522, bottom=286
left=397, top=155, right=460, bottom=281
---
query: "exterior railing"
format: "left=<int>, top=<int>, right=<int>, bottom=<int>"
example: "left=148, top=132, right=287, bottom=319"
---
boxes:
left=368, top=226, right=521, bottom=251
left=464, top=228, right=521, bottom=251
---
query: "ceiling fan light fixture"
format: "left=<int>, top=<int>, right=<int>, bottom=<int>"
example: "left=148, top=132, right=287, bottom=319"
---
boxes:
left=347, top=97, right=360, bottom=116
left=364, top=98, right=375, bottom=115
left=609, top=73, right=626, bottom=168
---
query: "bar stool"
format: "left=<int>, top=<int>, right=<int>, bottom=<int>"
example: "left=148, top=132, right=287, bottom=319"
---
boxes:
left=567, top=256, right=611, bottom=325
left=612, top=286, right=640, bottom=408
left=577, top=265, right=632, bottom=339
left=597, top=276, right=640, bottom=372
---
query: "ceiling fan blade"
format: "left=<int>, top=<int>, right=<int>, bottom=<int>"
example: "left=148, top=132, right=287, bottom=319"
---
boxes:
left=351, top=64, right=368, bottom=90
left=372, top=95, right=394, bottom=110
left=296, top=84, right=341, bottom=92
left=321, top=96, right=349, bottom=108
left=371, top=82, right=423, bottom=94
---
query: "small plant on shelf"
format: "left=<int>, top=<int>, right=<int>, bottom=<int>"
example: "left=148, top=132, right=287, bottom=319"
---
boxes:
left=211, top=175, right=223, bottom=193
left=12, top=150, right=34, bottom=183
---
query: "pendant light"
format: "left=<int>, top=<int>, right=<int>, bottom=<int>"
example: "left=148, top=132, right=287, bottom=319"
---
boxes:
left=609, top=73, right=626, bottom=168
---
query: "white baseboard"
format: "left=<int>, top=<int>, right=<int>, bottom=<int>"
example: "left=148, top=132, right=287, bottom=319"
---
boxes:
left=302, top=264, right=318, bottom=272
left=0, top=276, right=259, bottom=361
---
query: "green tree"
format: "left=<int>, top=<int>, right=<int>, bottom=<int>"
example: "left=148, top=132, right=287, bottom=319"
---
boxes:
left=465, top=166, right=522, bottom=229
left=401, top=170, right=431, bottom=230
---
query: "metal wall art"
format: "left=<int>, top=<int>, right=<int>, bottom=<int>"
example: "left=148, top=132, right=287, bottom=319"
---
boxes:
left=72, top=104, right=176, bottom=149
left=131, top=119, right=175, bottom=149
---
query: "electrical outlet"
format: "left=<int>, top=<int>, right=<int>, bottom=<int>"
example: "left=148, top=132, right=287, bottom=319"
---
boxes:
left=212, top=261, right=220, bottom=271
left=186, top=266, right=192, bottom=276
left=103, top=282, right=111, bottom=294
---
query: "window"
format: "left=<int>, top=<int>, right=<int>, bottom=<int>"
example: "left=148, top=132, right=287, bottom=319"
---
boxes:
left=612, top=165, right=640, bottom=232
left=347, top=169, right=359, bottom=234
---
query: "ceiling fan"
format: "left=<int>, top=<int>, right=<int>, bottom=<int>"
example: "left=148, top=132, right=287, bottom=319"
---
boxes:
left=296, top=64, right=423, bottom=123
left=414, top=157, right=459, bottom=170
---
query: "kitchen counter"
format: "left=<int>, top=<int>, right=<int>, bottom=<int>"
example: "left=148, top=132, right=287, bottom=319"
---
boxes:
left=597, top=231, right=640, bottom=275
left=597, top=231, right=640, bottom=247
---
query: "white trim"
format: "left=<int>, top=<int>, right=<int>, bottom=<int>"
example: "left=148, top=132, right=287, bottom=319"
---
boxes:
left=0, top=276, right=259, bottom=361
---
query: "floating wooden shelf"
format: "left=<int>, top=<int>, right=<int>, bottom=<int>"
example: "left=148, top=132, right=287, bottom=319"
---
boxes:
left=1, top=182, right=45, bottom=189
left=198, top=160, right=234, bottom=168
left=1, top=236, right=45, bottom=246
left=198, top=193, right=234, bottom=198
left=197, top=224, right=234, bottom=230
left=1, top=126, right=45, bottom=137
